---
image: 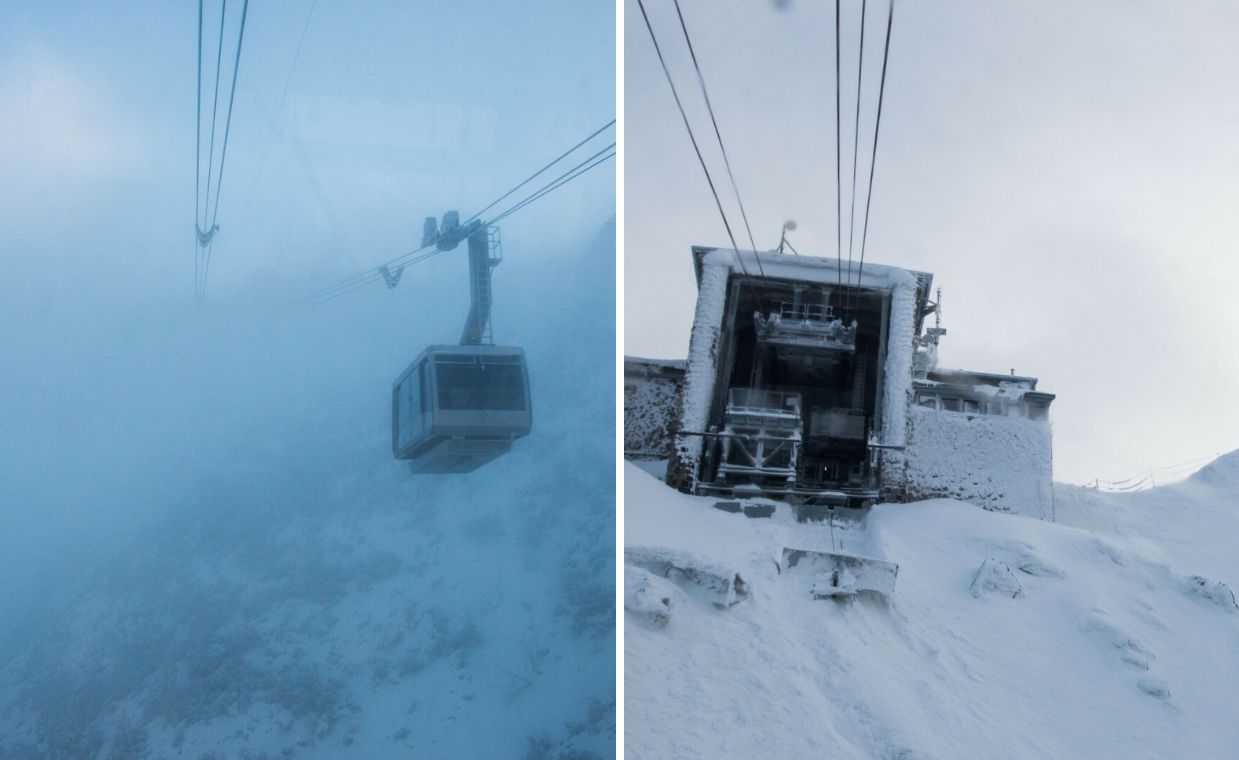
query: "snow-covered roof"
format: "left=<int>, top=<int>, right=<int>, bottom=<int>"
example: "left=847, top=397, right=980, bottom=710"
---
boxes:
left=624, top=356, right=687, bottom=378
left=928, top=367, right=1041, bottom=391
left=691, top=246, right=930, bottom=292
left=690, top=246, right=936, bottom=334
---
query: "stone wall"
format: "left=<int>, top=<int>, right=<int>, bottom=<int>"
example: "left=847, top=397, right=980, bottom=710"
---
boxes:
left=623, top=358, right=685, bottom=460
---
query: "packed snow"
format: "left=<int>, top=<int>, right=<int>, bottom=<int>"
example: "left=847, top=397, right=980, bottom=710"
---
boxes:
left=624, top=454, right=1239, bottom=759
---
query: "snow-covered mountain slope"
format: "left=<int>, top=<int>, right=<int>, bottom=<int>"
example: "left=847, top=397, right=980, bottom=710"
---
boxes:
left=0, top=222, right=616, bottom=760
left=1055, top=454, right=1239, bottom=586
left=624, top=455, right=1239, bottom=760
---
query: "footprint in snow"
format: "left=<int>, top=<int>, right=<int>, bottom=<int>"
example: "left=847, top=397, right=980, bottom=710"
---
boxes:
left=1079, top=610, right=1176, bottom=702
left=1079, top=611, right=1154, bottom=670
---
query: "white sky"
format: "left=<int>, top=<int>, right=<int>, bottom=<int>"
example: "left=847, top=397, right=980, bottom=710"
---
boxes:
left=623, top=0, right=1239, bottom=485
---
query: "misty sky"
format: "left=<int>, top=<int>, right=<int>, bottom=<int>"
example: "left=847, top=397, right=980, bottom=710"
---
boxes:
left=0, top=0, right=614, bottom=644
left=0, top=0, right=615, bottom=299
left=624, top=0, right=1239, bottom=485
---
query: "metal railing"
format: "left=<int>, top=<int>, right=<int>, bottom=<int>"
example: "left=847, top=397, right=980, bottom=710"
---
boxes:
left=725, top=388, right=802, bottom=417
left=775, top=302, right=834, bottom=322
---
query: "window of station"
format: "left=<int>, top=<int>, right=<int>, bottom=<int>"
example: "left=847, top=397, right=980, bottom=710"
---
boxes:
left=916, top=392, right=990, bottom=416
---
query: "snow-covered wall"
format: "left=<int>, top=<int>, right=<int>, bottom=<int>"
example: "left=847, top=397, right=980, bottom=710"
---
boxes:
left=877, top=273, right=919, bottom=499
left=904, top=406, right=1054, bottom=520
left=667, top=254, right=731, bottom=491
left=624, top=358, right=685, bottom=459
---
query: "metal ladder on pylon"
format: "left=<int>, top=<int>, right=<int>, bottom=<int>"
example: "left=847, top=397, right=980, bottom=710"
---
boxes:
left=462, top=225, right=503, bottom=345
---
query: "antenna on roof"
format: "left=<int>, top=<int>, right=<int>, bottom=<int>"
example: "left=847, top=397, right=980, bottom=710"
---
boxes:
left=777, top=219, right=798, bottom=254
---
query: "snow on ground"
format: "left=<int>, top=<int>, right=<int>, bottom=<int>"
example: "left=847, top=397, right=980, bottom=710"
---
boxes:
left=624, top=455, right=1239, bottom=760
left=0, top=398, right=615, bottom=760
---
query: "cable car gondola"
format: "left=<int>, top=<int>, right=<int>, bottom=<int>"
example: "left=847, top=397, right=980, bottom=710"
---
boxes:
left=391, top=213, right=532, bottom=473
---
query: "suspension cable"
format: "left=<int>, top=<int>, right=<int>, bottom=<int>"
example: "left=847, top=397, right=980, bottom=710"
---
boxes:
left=235, top=0, right=318, bottom=241
left=464, top=119, right=615, bottom=225
left=201, top=0, right=251, bottom=297
left=855, top=0, right=895, bottom=294
left=208, top=0, right=249, bottom=231
left=290, top=125, right=614, bottom=308
left=671, top=0, right=763, bottom=280
left=490, top=145, right=616, bottom=224
left=834, top=0, right=843, bottom=301
left=195, top=0, right=205, bottom=296
left=634, top=0, right=751, bottom=279
left=291, top=140, right=615, bottom=311
left=846, top=0, right=867, bottom=313
left=202, top=0, right=227, bottom=239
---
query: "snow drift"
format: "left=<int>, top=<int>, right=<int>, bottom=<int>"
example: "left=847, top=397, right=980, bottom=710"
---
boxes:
left=624, top=453, right=1239, bottom=759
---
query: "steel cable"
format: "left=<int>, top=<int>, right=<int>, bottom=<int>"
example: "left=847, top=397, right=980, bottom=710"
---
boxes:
left=671, top=0, right=763, bottom=279
left=835, top=0, right=843, bottom=298
left=635, top=0, right=751, bottom=278
left=845, top=0, right=867, bottom=313
left=235, top=0, right=318, bottom=242
left=291, top=143, right=615, bottom=311
left=854, top=0, right=895, bottom=294
left=201, top=0, right=251, bottom=296
left=464, top=119, right=615, bottom=225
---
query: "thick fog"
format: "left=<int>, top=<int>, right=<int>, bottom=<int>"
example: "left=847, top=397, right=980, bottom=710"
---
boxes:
left=624, top=0, right=1239, bottom=485
left=0, top=1, right=614, bottom=757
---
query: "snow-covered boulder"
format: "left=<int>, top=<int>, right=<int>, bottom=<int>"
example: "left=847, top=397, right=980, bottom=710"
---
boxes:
left=1178, top=575, right=1238, bottom=612
left=625, top=545, right=750, bottom=608
left=970, top=558, right=1023, bottom=598
left=624, top=566, right=677, bottom=627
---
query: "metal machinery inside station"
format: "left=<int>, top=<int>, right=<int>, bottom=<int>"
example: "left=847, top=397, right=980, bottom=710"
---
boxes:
left=698, top=271, right=932, bottom=506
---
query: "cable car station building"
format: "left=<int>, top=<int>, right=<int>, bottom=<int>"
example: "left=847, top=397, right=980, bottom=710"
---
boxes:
left=630, top=246, right=1056, bottom=521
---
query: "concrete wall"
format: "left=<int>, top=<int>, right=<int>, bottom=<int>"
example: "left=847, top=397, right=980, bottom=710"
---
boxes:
left=903, top=405, right=1054, bottom=520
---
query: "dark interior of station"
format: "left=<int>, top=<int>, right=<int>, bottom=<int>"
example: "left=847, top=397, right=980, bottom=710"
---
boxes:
left=705, top=276, right=890, bottom=498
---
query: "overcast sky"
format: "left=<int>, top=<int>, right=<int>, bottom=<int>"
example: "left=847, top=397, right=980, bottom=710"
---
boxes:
left=624, top=0, right=1239, bottom=485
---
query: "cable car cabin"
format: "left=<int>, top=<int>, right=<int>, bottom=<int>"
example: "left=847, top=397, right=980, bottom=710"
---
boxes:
left=392, top=345, right=532, bottom=473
